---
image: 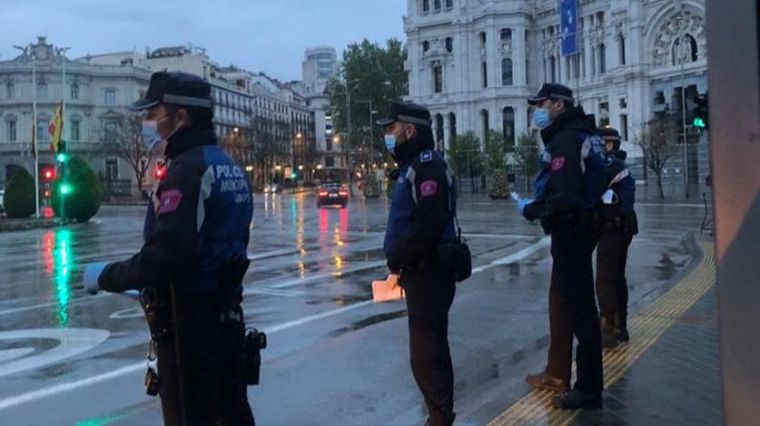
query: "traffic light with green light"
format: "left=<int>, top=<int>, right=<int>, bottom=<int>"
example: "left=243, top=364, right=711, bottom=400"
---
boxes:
left=692, top=94, right=709, bottom=130
left=56, top=140, right=68, bottom=163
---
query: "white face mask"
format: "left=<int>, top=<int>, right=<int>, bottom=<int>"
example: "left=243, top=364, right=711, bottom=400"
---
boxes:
left=141, top=115, right=180, bottom=154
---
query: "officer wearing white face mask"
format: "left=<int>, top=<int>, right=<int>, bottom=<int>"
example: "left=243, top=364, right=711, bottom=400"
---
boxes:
left=518, top=83, right=607, bottom=410
left=82, top=72, right=255, bottom=425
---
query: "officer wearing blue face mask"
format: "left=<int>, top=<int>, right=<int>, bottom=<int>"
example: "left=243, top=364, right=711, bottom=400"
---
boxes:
left=378, top=101, right=458, bottom=426
left=518, top=83, right=606, bottom=410
left=82, top=72, right=255, bottom=426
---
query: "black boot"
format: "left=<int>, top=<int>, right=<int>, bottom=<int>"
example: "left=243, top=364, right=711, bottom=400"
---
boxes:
left=551, top=389, right=602, bottom=410
left=617, top=315, right=629, bottom=343
left=600, top=317, right=619, bottom=349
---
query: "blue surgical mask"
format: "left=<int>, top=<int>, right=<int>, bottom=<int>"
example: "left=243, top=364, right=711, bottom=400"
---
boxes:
left=141, top=120, right=163, bottom=152
left=384, top=134, right=397, bottom=154
left=533, top=108, right=552, bottom=129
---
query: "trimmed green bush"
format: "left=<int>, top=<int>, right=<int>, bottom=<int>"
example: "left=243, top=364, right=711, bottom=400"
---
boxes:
left=52, top=157, right=102, bottom=223
left=4, top=167, right=35, bottom=218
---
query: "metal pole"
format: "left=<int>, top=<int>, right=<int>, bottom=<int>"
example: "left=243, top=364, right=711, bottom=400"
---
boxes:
left=60, top=47, right=69, bottom=221
left=32, top=52, right=40, bottom=218
left=345, top=86, right=353, bottom=195
left=680, top=7, right=690, bottom=200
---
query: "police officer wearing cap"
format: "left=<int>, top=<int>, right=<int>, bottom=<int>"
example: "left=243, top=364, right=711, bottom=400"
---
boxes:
left=378, top=101, right=458, bottom=426
left=82, top=72, right=255, bottom=425
left=595, top=128, right=637, bottom=349
left=517, top=83, right=606, bottom=409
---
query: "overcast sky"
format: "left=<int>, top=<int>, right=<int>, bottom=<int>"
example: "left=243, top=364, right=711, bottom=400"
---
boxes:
left=0, top=0, right=407, bottom=81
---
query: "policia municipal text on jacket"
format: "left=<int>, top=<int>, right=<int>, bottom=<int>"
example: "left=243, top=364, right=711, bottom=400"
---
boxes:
left=83, top=72, right=256, bottom=426
left=379, top=101, right=459, bottom=426
left=519, top=83, right=607, bottom=410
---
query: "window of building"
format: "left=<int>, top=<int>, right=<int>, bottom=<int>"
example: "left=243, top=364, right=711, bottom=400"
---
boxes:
left=5, top=82, right=14, bottom=100
left=525, top=59, right=530, bottom=85
left=449, top=112, right=456, bottom=140
left=550, top=56, right=557, bottom=82
left=37, top=118, right=49, bottom=142
left=70, top=120, right=80, bottom=141
left=445, top=0, right=453, bottom=9
left=481, top=61, right=488, bottom=88
left=104, top=89, right=117, bottom=106
left=433, top=63, right=444, bottom=93
left=620, top=114, right=629, bottom=141
left=435, top=114, right=444, bottom=147
left=104, top=121, right=118, bottom=142
left=423, top=41, right=430, bottom=53
left=599, top=43, right=607, bottom=74
left=598, top=102, right=610, bottom=127
left=71, top=83, right=79, bottom=100
left=479, top=32, right=487, bottom=49
left=325, top=156, right=335, bottom=168
left=618, top=34, right=626, bottom=65
left=481, top=110, right=489, bottom=145
left=445, top=37, right=453, bottom=52
left=502, top=107, right=515, bottom=147
left=105, top=159, right=118, bottom=180
left=422, top=0, right=430, bottom=13
left=573, top=55, right=581, bottom=80
left=37, top=82, right=48, bottom=99
left=501, top=58, right=513, bottom=86
left=7, top=119, right=17, bottom=142
left=500, top=28, right=512, bottom=43
left=434, top=0, right=441, bottom=11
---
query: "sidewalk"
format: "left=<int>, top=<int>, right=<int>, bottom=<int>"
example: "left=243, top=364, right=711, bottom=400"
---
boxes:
left=0, top=216, right=58, bottom=233
left=487, top=239, right=720, bottom=425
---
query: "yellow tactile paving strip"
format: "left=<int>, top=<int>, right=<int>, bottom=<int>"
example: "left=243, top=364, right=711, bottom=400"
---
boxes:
left=488, top=242, right=715, bottom=426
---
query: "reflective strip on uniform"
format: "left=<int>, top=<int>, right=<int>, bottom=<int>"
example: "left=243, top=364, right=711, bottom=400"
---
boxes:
left=608, top=168, right=630, bottom=187
left=580, top=137, right=592, bottom=175
left=405, top=167, right=417, bottom=205
left=197, top=166, right=216, bottom=232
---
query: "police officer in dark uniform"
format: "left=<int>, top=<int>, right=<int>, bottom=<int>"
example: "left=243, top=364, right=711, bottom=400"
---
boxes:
left=595, top=128, right=637, bottom=348
left=378, top=101, right=458, bottom=426
left=518, top=83, right=606, bottom=409
left=83, top=72, right=255, bottom=425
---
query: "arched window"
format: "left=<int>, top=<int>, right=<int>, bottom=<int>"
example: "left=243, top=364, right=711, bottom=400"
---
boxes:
left=434, top=0, right=441, bottom=11
left=435, top=114, right=444, bottom=149
left=599, top=43, right=606, bottom=74
left=502, top=107, right=515, bottom=147
left=500, top=28, right=512, bottom=43
left=481, top=61, right=488, bottom=88
left=501, top=58, right=514, bottom=86
left=618, top=33, right=626, bottom=65
left=672, top=34, right=699, bottom=65
left=448, top=112, right=457, bottom=141
left=481, top=109, right=489, bottom=145
left=687, top=34, right=698, bottom=62
left=422, top=0, right=430, bottom=13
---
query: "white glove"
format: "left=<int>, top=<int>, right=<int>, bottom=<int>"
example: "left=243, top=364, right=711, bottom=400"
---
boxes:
left=83, top=263, right=107, bottom=295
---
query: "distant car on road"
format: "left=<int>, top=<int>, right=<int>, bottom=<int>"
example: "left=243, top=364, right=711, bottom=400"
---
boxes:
left=264, top=183, right=282, bottom=194
left=317, top=183, right=348, bottom=208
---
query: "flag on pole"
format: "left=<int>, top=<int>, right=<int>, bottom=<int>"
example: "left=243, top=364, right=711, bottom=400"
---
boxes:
left=49, top=102, right=64, bottom=153
left=560, top=0, right=579, bottom=56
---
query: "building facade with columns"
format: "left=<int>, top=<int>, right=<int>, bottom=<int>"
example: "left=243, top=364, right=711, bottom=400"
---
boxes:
left=404, top=0, right=708, bottom=184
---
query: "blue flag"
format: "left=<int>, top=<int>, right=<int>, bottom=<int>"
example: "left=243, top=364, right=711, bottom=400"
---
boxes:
left=560, top=0, right=578, bottom=56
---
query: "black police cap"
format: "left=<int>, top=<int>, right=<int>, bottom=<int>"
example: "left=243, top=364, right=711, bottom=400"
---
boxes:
left=130, top=71, right=213, bottom=111
left=527, top=83, right=574, bottom=105
left=597, top=128, right=621, bottom=141
left=375, top=101, right=432, bottom=127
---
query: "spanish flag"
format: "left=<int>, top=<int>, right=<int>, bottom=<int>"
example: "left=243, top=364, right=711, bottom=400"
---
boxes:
left=49, top=103, right=64, bottom=153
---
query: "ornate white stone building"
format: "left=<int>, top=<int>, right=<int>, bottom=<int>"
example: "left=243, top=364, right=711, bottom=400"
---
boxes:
left=404, top=0, right=708, bottom=170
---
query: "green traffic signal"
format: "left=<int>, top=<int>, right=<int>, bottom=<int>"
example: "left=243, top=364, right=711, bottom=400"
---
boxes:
left=693, top=117, right=706, bottom=128
left=60, top=183, right=73, bottom=195
left=56, top=153, right=67, bottom=163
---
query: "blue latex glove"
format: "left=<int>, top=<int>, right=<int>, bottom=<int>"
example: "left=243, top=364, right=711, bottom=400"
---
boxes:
left=83, top=262, right=108, bottom=295
left=517, top=198, right=533, bottom=216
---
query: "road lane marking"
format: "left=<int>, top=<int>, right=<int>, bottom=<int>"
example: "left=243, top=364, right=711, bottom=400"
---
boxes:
left=0, top=239, right=551, bottom=411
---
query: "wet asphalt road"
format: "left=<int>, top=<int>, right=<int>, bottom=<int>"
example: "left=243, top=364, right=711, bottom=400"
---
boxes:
left=0, top=192, right=704, bottom=426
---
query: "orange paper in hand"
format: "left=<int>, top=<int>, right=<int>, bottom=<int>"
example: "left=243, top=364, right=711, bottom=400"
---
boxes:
left=372, top=275, right=404, bottom=303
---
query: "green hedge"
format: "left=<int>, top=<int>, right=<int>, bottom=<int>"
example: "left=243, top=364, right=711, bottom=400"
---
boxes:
left=3, top=168, right=35, bottom=218
left=52, top=157, right=102, bottom=223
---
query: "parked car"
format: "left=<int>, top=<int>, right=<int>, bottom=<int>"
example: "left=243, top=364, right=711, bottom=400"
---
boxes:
left=264, top=183, right=282, bottom=194
left=316, top=184, right=348, bottom=208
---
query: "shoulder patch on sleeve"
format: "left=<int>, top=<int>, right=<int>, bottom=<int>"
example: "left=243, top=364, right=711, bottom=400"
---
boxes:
left=157, top=189, right=183, bottom=214
left=420, top=150, right=433, bottom=163
left=551, top=157, right=566, bottom=171
left=420, top=180, right=438, bottom=197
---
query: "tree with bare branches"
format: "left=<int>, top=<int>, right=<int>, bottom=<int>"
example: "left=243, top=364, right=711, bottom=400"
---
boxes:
left=101, top=112, right=153, bottom=197
left=636, top=118, right=678, bottom=199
